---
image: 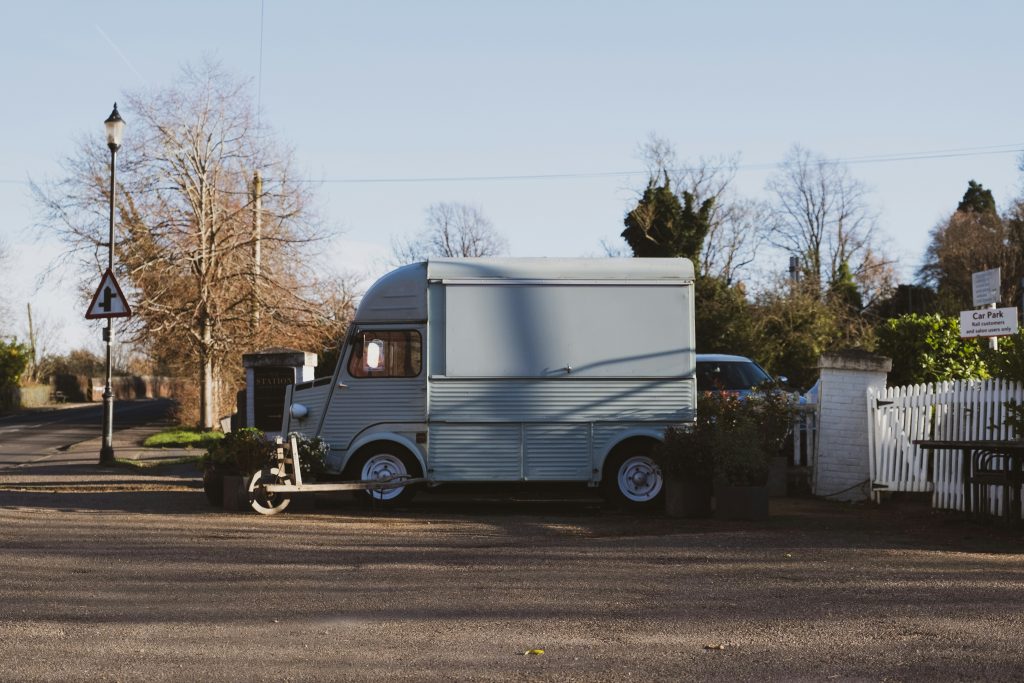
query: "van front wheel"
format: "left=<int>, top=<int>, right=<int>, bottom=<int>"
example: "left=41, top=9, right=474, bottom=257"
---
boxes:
left=602, top=442, right=664, bottom=509
left=350, top=444, right=421, bottom=507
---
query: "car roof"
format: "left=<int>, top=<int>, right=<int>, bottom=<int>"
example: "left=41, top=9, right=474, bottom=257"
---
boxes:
left=695, top=353, right=754, bottom=363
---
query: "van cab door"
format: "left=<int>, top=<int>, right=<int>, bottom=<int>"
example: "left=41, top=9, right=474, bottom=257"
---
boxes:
left=318, top=327, right=427, bottom=466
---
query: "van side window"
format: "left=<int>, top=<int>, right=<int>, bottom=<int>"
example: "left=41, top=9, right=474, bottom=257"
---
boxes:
left=347, top=330, right=422, bottom=378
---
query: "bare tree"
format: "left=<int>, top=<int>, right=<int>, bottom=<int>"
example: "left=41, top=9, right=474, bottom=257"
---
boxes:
left=20, top=305, right=65, bottom=384
left=702, top=197, right=772, bottom=285
left=766, top=144, right=892, bottom=299
left=391, top=202, right=508, bottom=265
left=919, top=210, right=1016, bottom=310
left=34, top=60, right=346, bottom=428
left=635, top=134, right=765, bottom=283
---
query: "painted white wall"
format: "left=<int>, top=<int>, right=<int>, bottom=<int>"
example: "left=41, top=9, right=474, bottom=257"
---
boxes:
left=813, top=352, right=892, bottom=501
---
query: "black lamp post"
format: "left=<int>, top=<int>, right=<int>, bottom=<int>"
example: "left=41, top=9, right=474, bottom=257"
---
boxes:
left=100, top=103, right=125, bottom=465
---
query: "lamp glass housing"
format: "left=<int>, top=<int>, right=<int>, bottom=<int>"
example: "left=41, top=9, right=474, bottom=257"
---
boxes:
left=104, top=105, right=125, bottom=148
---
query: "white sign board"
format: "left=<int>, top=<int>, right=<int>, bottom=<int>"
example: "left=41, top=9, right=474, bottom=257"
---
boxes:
left=972, top=268, right=1001, bottom=307
left=960, top=307, right=1018, bottom=338
left=85, top=268, right=132, bottom=319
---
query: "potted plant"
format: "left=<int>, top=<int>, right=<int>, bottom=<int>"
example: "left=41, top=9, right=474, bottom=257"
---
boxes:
left=200, top=428, right=274, bottom=507
left=658, top=424, right=714, bottom=518
left=712, top=421, right=771, bottom=520
left=710, top=388, right=794, bottom=520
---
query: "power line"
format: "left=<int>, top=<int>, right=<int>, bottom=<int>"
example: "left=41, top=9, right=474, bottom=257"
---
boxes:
left=297, top=144, right=1024, bottom=185
left=5, top=143, right=1021, bottom=187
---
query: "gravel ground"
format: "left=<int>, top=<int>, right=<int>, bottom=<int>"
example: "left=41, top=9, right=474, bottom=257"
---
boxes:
left=1, top=468, right=1023, bottom=682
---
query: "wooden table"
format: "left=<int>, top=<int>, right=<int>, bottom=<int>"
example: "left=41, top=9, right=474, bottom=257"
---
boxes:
left=913, top=439, right=1024, bottom=524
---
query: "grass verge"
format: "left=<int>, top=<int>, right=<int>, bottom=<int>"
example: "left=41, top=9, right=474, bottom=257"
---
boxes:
left=142, top=428, right=224, bottom=450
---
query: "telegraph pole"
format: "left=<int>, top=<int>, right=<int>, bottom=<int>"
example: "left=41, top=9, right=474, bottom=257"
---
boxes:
left=252, top=170, right=262, bottom=336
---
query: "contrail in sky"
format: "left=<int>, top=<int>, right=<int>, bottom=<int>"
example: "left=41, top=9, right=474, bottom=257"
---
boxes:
left=94, top=24, right=147, bottom=84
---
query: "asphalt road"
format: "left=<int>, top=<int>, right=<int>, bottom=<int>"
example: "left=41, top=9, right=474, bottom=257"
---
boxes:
left=0, top=399, right=174, bottom=470
left=3, top=493, right=1024, bottom=680
left=1, top=405, right=1023, bottom=681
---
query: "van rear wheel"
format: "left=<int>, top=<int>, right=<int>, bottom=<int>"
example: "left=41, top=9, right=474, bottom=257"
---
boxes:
left=602, top=441, right=664, bottom=510
left=350, top=444, right=421, bottom=507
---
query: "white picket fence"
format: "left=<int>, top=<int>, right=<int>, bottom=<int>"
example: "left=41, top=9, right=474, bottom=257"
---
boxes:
left=791, top=404, right=818, bottom=470
left=867, top=378, right=1024, bottom=513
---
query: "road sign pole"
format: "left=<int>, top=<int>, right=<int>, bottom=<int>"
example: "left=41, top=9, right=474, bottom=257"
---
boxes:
left=100, top=320, right=114, bottom=464
left=100, top=134, right=118, bottom=465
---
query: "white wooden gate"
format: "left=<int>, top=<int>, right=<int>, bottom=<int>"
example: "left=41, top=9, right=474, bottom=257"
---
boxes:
left=867, top=379, right=1024, bottom=512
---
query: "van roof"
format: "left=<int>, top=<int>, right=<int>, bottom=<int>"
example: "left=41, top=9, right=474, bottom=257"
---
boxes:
left=356, top=257, right=695, bottom=324
left=426, top=257, right=694, bottom=281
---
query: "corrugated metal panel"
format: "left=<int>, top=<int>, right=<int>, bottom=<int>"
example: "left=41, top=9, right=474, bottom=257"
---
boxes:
left=289, top=382, right=332, bottom=438
left=319, top=378, right=426, bottom=451
left=430, top=379, right=694, bottom=422
left=592, top=423, right=674, bottom=456
left=525, top=424, right=591, bottom=480
left=428, top=424, right=522, bottom=480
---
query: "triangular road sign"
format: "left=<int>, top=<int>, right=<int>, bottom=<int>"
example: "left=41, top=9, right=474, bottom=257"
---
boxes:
left=85, top=268, right=132, bottom=319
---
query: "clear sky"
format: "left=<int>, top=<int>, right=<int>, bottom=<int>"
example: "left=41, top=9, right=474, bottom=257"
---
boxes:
left=2, top=1, right=1023, bottom=354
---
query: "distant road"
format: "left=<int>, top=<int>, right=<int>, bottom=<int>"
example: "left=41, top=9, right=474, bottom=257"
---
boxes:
left=0, top=399, right=174, bottom=470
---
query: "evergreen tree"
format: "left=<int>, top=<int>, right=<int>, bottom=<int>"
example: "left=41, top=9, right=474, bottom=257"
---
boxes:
left=694, top=275, right=756, bottom=357
left=957, top=180, right=998, bottom=215
left=621, top=173, right=713, bottom=268
left=828, top=261, right=863, bottom=313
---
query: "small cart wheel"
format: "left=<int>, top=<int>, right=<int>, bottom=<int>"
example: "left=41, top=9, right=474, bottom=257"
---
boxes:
left=248, top=467, right=291, bottom=515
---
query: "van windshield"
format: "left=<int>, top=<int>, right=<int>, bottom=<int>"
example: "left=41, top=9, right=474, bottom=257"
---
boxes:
left=347, top=330, right=422, bottom=378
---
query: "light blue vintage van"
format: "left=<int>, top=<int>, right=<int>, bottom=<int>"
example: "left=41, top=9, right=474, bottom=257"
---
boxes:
left=281, top=257, right=695, bottom=508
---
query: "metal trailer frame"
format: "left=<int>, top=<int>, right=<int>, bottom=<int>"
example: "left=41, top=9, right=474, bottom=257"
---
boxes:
left=247, top=435, right=427, bottom=515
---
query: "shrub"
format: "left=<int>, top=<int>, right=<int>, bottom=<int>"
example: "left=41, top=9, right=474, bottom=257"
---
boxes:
left=712, top=421, right=770, bottom=486
left=875, top=313, right=988, bottom=386
left=658, top=425, right=712, bottom=481
left=291, top=433, right=329, bottom=479
left=660, top=389, right=796, bottom=487
left=202, top=428, right=274, bottom=476
left=0, top=338, right=30, bottom=388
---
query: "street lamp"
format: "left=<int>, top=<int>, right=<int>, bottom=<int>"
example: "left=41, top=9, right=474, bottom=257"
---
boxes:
left=100, top=103, right=125, bottom=465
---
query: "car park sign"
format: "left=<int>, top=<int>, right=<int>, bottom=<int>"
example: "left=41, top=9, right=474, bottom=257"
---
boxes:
left=959, top=307, right=1018, bottom=338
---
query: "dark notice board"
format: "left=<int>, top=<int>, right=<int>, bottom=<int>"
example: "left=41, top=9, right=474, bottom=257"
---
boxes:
left=252, top=367, right=295, bottom=431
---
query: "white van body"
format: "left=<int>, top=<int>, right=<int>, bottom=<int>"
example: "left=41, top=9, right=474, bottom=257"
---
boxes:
left=281, top=257, right=695, bottom=505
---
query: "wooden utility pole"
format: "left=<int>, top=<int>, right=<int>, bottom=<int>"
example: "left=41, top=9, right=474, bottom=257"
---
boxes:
left=26, top=303, right=36, bottom=381
left=252, top=170, right=262, bottom=336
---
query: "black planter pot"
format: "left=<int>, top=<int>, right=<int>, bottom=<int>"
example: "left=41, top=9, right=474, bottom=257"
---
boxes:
left=203, top=469, right=226, bottom=507
left=665, top=475, right=714, bottom=518
left=714, top=483, right=770, bottom=521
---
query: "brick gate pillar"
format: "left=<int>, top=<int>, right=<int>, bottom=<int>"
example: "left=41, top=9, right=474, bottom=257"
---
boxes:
left=241, top=348, right=317, bottom=437
left=813, top=350, right=892, bottom=501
